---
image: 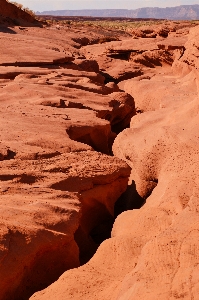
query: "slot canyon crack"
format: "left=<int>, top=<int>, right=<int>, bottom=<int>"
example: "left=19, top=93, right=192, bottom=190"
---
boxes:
left=1, top=6, right=199, bottom=300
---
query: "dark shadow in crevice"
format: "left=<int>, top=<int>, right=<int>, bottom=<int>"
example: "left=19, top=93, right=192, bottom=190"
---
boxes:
left=107, top=52, right=131, bottom=60
left=111, top=120, right=130, bottom=135
left=75, top=181, right=145, bottom=266
left=110, top=110, right=135, bottom=135
left=74, top=226, right=98, bottom=265
left=0, top=25, right=16, bottom=34
left=89, top=217, right=114, bottom=245
left=66, top=126, right=115, bottom=155
left=100, top=69, right=143, bottom=84
left=114, top=180, right=145, bottom=218
left=75, top=178, right=158, bottom=266
left=0, top=174, right=18, bottom=181
left=5, top=150, right=16, bottom=160
left=74, top=213, right=115, bottom=265
left=100, top=71, right=116, bottom=84
left=0, top=150, right=16, bottom=161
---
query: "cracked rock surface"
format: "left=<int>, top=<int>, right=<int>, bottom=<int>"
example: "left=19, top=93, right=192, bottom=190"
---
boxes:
left=31, top=24, right=199, bottom=300
left=1, top=12, right=199, bottom=300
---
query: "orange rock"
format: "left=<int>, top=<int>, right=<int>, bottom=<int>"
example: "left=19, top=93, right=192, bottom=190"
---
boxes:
left=0, top=0, right=40, bottom=26
left=0, top=151, right=130, bottom=299
left=31, top=22, right=199, bottom=300
left=0, top=21, right=133, bottom=299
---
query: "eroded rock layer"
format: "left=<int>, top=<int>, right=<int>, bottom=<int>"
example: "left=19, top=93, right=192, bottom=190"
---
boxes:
left=0, top=151, right=130, bottom=300
left=31, top=24, right=199, bottom=300
left=1, top=17, right=199, bottom=300
left=0, top=23, right=134, bottom=299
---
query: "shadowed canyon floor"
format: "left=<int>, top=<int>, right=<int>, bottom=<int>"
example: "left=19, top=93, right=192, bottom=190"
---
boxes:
left=1, top=12, right=199, bottom=300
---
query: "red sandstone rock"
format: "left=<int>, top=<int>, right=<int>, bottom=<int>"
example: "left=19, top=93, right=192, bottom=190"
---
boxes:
left=0, top=151, right=130, bottom=300
left=0, top=0, right=40, bottom=26
left=30, top=23, right=199, bottom=300
left=0, top=22, right=134, bottom=299
left=1, top=15, right=199, bottom=300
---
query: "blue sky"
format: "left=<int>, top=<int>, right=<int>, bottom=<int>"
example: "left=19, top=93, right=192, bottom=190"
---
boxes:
left=16, top=0, right=199, bottom=12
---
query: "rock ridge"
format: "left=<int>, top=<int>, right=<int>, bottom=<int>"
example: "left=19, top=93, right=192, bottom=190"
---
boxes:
left=37, top=5, right=199, bottom=20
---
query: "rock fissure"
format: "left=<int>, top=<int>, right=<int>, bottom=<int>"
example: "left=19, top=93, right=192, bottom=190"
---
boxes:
left=1, top=11, right=199, bottom=300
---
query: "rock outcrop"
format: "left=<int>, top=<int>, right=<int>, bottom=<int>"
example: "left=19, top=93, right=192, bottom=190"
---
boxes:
left=0, top=0, right=40, bottom=26
left=31, top=24, right=199, bottom=300
left=0, top=22, right=134, bottom=300
left=0, top=151, right=130, bottom=300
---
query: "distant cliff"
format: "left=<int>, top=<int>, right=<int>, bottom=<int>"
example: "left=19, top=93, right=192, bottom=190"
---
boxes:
left=37, top=5, right=199, bottom=20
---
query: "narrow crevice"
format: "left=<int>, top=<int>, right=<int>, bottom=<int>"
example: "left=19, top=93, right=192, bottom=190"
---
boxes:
left=114, top=180, right=145, bottom=217
left=5, top=80, right=137, bottom=300
left=75, top=177, right=156, bottom=266
left=65, top=102, right=135, bottom=155
left=100, top=71, right=116, bottom=84
left=74, top=208, right=115, bottom=265
left=114, top=178, right=158, bottom=217
left=1, top=37, right=143, bottom=300
left=100, top=69, right=143, bottom=84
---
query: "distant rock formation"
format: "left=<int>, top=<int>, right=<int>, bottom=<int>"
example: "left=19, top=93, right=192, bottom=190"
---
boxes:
left=0, top=0, right=40, bottom=26
left=37, top=5, right=199, bottom=20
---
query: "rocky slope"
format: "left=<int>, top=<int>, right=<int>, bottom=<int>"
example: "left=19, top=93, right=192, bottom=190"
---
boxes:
left=0, top=0, right=40, bottom=26
left=30, top=22, right=199, bottom=300
left=37, top=5, right=199, bottom=20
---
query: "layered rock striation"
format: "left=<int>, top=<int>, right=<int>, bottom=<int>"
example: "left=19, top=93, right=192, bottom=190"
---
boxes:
left=0, top=22, right=134, bottom=300
left=31, top=24, right=199, bottom=300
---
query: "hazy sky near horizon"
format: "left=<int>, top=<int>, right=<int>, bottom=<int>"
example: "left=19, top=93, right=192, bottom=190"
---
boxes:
left=16, top=0, right=199, bottom=12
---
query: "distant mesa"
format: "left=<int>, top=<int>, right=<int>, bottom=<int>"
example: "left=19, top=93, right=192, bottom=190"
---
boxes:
left=36, top=5, right=199, bottom=20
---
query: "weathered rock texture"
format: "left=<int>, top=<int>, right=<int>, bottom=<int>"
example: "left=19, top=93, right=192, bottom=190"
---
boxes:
left=0, top=151, right=130, bottom=300
left=0, top=0, right=40, bottom=26
left=30, top=24, right=199, bottom=300
left=0, top=23, right=135, bottom=299
left=1, top=15, right=199, bottom=300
